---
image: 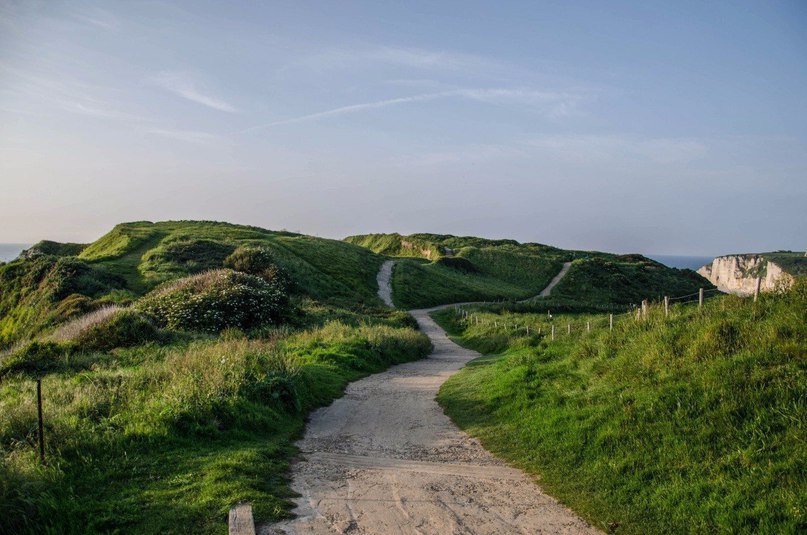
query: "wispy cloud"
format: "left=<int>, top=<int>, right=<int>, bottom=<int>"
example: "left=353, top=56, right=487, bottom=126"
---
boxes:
left=71, top=7, right=118, bottom=30
left=240, top=92, right=452, bottom=132
left=240, top=87, right=589, bottom=133
left=152, top=71, right=238, bottom=113
left=145, top=128, right=223, bottom=144
left=298, top=45, right=515, bottom=76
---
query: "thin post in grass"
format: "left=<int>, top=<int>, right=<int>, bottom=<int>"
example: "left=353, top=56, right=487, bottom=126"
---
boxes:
left=551, top=324, right=555, bottom=341
left=664, top=296, right=669, bottom=317
left=641, top=299, right=648, bottom=320
left=36, top=379, right=45, bottom=465
left=609, top=313, right=613, bottom=332
left=587, top=321, right=590, bottom=333
left=699, top=288, right=704, bottom=308
left=567, top=323, right=571, bottom=335
left=754, top=277, right=761, bottom=302
left=526, top=325, right=530, bottom=335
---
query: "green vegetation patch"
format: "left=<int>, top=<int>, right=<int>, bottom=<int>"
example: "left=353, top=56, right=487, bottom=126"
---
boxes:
left=552, top=256, right=711, bottom=305
left=137, top=269, right=289, bottom=333
left=434, top=282, right=806, bottom=534
left=0, top=320, right=431, bottom=534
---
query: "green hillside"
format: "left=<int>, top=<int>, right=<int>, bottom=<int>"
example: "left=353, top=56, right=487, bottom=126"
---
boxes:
left=433, top=282, right=806, bottom=534
left=0, top=220, right=429, bottom=534
left=347, top=233, right=712, bottom=308
left=0, top=221, right=385, bottom=348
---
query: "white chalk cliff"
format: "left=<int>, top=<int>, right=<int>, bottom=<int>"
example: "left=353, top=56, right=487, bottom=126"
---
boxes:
left=697, top=255, right=792, bottom=295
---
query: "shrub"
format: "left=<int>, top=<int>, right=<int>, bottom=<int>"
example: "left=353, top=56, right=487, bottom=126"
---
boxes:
left=72, top=310, right=160, bottom=351
left=224, top=246, right=291, bottom=291
left=136, top=269, right=289, bottom=333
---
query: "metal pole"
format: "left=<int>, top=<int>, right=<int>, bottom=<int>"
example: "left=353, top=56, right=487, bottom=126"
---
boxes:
left=37, top=379, right=45, bottom=465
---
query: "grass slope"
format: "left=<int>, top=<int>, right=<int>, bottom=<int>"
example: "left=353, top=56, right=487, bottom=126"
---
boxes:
left=433, top=284, right=806, bottom=534
left=0, top=311, right=431, bottom=534
left=0, top=221, right=386, bottom=348
left=348, top=233, right=710, bottom=309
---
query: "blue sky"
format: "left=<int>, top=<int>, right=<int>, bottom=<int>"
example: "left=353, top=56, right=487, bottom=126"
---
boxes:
left=1, top=0, right=805, bottom=255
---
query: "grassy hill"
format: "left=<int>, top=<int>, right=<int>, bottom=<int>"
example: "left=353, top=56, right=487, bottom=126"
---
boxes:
left=0, top=221, right=386, bottom=348
left=347, top=233, right=712, bottom=308
left=0, top=220, right=430, bottom=534
left=433, top=282, right=806, bottom=534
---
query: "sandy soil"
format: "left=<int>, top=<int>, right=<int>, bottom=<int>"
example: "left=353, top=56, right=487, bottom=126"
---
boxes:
left=264, top=262, right=597, bottom=534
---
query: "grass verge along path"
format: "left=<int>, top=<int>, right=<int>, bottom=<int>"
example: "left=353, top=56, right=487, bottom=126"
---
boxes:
left=433, top=284, right=806, bottom=534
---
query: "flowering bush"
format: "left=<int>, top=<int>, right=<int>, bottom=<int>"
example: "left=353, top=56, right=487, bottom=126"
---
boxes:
left=136, top=269, right=289, bottom=333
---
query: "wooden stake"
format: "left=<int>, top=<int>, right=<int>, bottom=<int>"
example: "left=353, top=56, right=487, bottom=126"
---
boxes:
left=754, top=277, right=761, bottom=302
left=699, top=288, right=704, bottom=308
left=664, top=296, right=669, bottom=317
left=551, top=324, right=555, bottom=341
left=641, top=299, right=648, bottom=319
left=587, top=321, right=590, bottom=333
left=609, top=313, right=613, bottom=332
left=567, top=323, right=571, bottom=335
left=37, top=379, right=45, bottom=465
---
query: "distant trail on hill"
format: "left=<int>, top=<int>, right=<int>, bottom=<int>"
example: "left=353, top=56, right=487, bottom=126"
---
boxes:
left=376, top=259, right=395, bottom=307
left=267, top=263, right=598, bottom=534
left=536, top=261, right=572, bottom=298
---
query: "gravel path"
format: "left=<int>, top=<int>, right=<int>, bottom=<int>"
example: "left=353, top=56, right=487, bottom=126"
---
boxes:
left=265, top=262, right=595, bottom=534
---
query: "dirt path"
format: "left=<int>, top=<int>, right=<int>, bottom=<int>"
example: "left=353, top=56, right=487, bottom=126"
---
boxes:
left=537, top=261, right=572, bottom=298
left=266, top=263, right=596, bottom=534
left=377, top=260, right=395, bottom=307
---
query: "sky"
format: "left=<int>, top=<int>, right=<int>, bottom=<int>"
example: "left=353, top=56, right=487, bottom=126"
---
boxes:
left=1, top=1, right=805, bottom=256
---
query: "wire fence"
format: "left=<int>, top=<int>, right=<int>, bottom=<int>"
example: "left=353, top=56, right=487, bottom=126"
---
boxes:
left=449, top=286, right=731, bottom=340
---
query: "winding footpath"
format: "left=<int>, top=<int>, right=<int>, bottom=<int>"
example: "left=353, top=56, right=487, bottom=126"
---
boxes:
left=267, top=261, right=597, bottom=534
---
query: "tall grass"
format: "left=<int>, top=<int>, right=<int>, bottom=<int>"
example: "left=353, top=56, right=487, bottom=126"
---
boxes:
left=0, top=321, right=431, bottom=534
left=434, top=282, right=806, bottom=534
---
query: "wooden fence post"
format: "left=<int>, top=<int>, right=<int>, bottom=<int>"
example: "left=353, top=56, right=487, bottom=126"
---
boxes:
left=609, top=313, right=613, bottom=332
left=567, top=323, right=571, bottom=335
left=641, top=299, right=648, bottom=319
left=586, top=321, right=590, bottom=333
left=551, top=324, right=555, bottom=341
left=754, top=277, right=761, bottom=302
left=664, top=296, right=669, bottom=317
left=526, top=325, right=530, bottom=335
left=699, top=288, right=704, bottom=308
left=37, top=379, right=45, bottom=465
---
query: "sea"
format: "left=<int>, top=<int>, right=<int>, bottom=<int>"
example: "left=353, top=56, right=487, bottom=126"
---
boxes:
left=0, top=244, right=31, bottom=263
left=647, top=255, right=714, bottom=271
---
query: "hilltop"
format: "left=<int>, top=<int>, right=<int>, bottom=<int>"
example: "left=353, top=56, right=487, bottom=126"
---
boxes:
left=347, top=232, right=712, bottom=308
left=0, top=223, right=714, bottom=348
left=0, top=221, right=385, bottom=347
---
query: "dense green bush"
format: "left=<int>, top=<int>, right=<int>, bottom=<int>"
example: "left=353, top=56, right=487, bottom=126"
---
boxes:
left=137, top=269, right=289, bottom=333
left=72, top=310, right=160, bottom=351
left=224, top=246, right=291, bottom=291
